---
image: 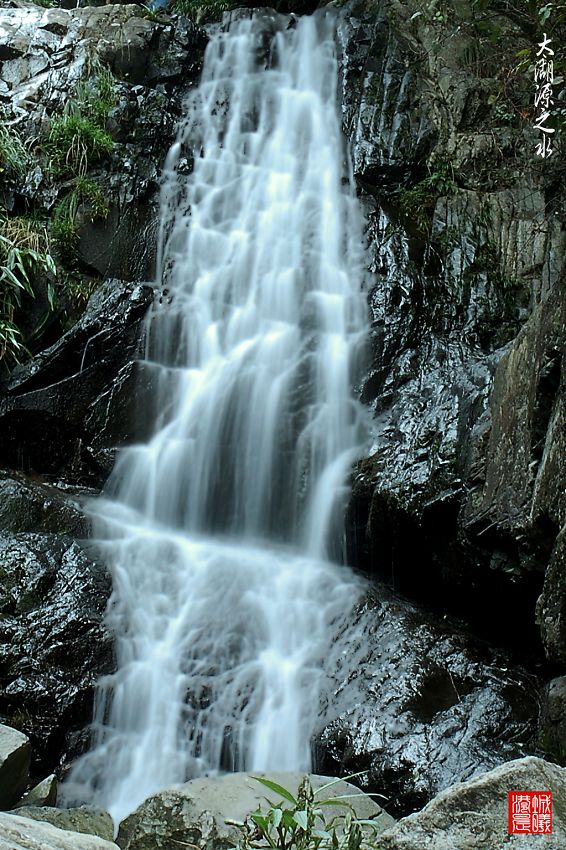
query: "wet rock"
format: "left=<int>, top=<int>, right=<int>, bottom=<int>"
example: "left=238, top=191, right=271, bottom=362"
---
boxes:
left=537, top=526, right=566, bottom=666
left=0, top=724, right=31, bottom=808
left=116, top=772, right=394, bottom=850
left=538, top=676, right=566, bottom=764
left=14, top=774, right=58, bottom=808
left=0, top=280, right=154, bottom=484
left=0, top=472, right=88, bottom=537
left=0, top=3, right=207, bottom=304
left=337, top=0, right=566, bottom=657
left=314, top=586, right=541, bottom=817
left=83, top=360, right=159, bottom=481
left=13, top=806, right=113, bottom=842
left=0, top=534, right=113, bottom=779
left=377, top=757, right=566, bottom=850
left=0, top=812, right=118, bottom=850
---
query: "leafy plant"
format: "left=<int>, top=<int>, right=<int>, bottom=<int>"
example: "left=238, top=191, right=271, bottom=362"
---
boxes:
left=75, top=176, right=110, bottom=220
left=47, top=115, right=114, bottom=177
left=229, top=775, right=384, bottom=850
left=0, top=121, right=30, bottom=178
left=61, top=272, right=100, bottom=314
left=0, top=218, right=56, bottom=365
left=45, top=62, right=117, bottom=176
left=51, top=177, right=109, bottom=264
left=399, top=165, right=457, bottom=234
left=51, top=191, right=81, bottom=262
left=74, top=64, right=118, bottom=127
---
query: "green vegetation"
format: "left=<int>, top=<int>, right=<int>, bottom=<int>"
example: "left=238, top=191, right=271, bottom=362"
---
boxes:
left=172, top=0, right=237, bottom=23
left=47, top=115, right=114, bottom=177
left=0, top=121, right=30, bottom=179
left=61, top=273, right=100, bottom=313
left=52, top=177, right=109, bottom=264
left=0, top=216, right=56, bottom=366
left=45, top=62, right=117, bottom=177
left=399, top=165, right=456, bottom=235
left=231, top=776, right=384, bottom=850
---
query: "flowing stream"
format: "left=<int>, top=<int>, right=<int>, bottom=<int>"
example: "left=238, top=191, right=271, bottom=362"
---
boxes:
left=65, top=10, right=370, bottom=823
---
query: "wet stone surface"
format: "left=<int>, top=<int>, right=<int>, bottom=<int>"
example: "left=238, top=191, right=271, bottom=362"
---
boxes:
left=314, top=584, right=541, bottom=817
left=0, top=532, right=113, bottom=780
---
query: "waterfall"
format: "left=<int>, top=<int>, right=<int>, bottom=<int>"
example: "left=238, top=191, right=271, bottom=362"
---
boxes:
left=64, top=10, right=370, bottom=824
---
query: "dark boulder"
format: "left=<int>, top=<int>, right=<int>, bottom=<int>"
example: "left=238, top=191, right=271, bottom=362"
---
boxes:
left=0, top=724, right=31, bottom=809
left=314, top=585, right=542, bottom=817
left=0, top=472, right=90, bottom=537
left=338, top=0, right=566, bottom=659
left=0, top=533, right=113, bottom=780
left=0, top=281, right=154, bottom=485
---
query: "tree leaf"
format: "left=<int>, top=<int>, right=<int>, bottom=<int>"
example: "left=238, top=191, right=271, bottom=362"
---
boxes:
left=251, top=777, right=298, bottom=806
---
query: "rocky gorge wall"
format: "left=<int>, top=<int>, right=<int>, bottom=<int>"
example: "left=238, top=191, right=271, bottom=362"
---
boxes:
left=0, top=0, right=565, bottom=820
left=338, top=0, right=566, bottom=665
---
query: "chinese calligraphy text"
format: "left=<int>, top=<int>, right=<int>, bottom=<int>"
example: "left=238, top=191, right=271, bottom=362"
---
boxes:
left=534, top=33, right=555, bottom=157
left=508, top=791, right=553, bottom=834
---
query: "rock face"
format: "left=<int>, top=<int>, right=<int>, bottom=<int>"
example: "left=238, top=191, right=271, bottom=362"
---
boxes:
left=0, top=724, right=31, bottom=808
left=0, top=812, right=118, bottom=850
left=337, top=0, right=566, bottom=658
left=0, top=280, right=154, bottom=485
left=0, top=3, right=207, bottom=283
left=117, top=772, right=395, bottom=850
left=14, top=773, right=58, bottom=808
left=377, top=757, right=566, bottom=850
left=0, top=0, right=562, bottom=824
left=0, top=531, right=113, bottom=779
left=313, top=585, right=541, bottom=816
left=0, top=472, right=89, bottom=537
left=13, top=806, right=114, bottom=842
left=539, top=676, right=566, bottom=764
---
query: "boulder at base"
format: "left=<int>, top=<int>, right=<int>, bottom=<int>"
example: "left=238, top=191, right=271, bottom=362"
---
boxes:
left=13, top=773, right=57, bottom=808
left=378, top=757, right=566, bottom=850
left=12, top=806, right=113, bottom=842
left=0, top=812, right=119, bottom=850
left=117, top=772, right=395, bottom=850
left=0, top=724, right=31, bottom=808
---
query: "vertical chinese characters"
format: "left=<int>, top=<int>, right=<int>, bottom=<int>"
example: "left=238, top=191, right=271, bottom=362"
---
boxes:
left=534, top=33, right=555, bottom=157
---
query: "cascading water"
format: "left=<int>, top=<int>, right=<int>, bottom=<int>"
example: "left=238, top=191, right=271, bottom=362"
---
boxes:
left=65, top=10, right=370, bottom=824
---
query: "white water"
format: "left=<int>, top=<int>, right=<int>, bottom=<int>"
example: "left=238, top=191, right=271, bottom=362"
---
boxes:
left=64, top=11, right=370, bottom=823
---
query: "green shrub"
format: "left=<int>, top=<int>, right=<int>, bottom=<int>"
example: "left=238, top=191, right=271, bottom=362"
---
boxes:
left=61, top=272, right=100, bottom=314
left=399, top=165, right=456, bottom=234
left=51, top=177, right=109, bottom=264
left=47, top=115, right=114, bottom=176
left=0, top=122, right=30, bottom=179
left=0, top=219, right=56, bottom=365
left=230, top=776, right=385, bottom=850
left=45, top=62, right=117, bottom=177
left=74, top=64, right=118, bottom=127
left=51, top=191, right=81, bottom=262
